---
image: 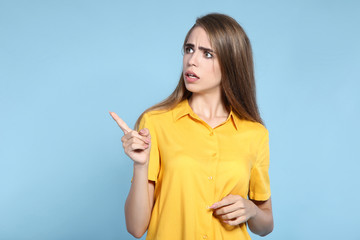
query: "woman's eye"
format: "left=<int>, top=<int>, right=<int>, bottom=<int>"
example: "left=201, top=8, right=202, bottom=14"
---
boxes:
left=205, top=52, right=213, bottom=58
left=185, top=47, right=194, bottom=54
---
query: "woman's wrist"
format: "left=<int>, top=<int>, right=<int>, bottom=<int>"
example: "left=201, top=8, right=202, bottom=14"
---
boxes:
left=133, top=161, right=149, bottom=170
left=131, top=161, right=149, bottom=183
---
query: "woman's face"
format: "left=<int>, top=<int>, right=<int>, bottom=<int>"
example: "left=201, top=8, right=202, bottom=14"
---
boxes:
left=182, top=27, right=222, bottom=95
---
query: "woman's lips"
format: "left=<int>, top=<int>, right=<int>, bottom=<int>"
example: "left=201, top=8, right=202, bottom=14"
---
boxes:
left=184, top=71, right=199, bottom=83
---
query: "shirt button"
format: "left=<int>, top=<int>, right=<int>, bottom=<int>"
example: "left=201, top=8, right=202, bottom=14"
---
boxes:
left=212, top=153, right=217, bottom=157
left=209, top=132, right=214, bottom=136
left=203, top=235, right=208, bottom=239
left=208, top=176, right=213, bottom=180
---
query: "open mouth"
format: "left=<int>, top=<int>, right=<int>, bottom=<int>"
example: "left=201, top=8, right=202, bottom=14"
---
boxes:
left=185, top=71, right=199, bottom=80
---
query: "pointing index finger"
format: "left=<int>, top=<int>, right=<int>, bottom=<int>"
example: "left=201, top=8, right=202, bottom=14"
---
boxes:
left=109, top=111, right=132, bottom=134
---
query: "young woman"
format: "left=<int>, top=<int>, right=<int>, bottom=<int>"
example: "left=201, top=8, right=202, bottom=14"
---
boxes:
left=110, top=13, right=273, bottom=240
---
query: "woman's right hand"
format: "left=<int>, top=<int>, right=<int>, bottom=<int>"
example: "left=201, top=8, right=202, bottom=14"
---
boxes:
left=109, top=112, right=151, bottom=165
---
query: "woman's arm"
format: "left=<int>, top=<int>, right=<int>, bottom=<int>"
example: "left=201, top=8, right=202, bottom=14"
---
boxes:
left=125, top=167, right=155, bottom=238
left=247, top=197, right=273, bottom=236
left=211, top=195, right=273, bottom=236
left=109, top=112, right=155, bottom=238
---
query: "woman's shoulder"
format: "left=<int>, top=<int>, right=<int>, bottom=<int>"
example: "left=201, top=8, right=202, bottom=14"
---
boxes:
left=236, top=118, right=268, bottom=137
left=143, top=100, right=186, bottom=122
left=141, top=107, right=175, bottom=125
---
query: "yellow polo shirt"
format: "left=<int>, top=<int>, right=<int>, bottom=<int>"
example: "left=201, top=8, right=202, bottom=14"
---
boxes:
left=138, top=99, right=271, bottom=240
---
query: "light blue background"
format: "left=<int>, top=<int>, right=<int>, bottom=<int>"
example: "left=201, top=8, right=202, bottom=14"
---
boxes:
left=1, top=0, right=359, bottom=239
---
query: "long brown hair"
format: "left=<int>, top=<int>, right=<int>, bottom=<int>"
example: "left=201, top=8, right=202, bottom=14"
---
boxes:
left=135, top=13, right=263, bottom=130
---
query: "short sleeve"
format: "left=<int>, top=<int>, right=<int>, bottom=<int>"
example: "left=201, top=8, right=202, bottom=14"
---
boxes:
left=138, top=113, right=160, bottom=183
left=249, top=129, right=271, bottom=201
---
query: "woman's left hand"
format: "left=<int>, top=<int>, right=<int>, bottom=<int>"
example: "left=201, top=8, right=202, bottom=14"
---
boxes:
left=210, top=194, right=257, bottom=225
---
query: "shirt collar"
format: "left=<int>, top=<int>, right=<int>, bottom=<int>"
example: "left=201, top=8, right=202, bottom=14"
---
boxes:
left=173, top=99, right=239, bottom=130
left=229, top=110, right=239, bottom=130
left=173, top=99, right=192, bottom=121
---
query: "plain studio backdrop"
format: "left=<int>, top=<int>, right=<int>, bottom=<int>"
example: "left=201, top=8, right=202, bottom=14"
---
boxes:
left=1, top=0, right=359, bottom=239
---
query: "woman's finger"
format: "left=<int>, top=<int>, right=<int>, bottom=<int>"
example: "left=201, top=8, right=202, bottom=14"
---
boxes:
left=213, top=202, right=242, bottom=216
left=123, top=130, right=151, bottom=144
left=139, top=128, right=151, bottom=138
left=125, top=142, right=149, bottom=153
left=109, top=111, right=132, bottom=134
left=223, top=216, right=247, bottom=226
left=123, top=137, right=149, bottom=149
left=210, top=194, right=241, bottom=209
left=217, top=209, right=246, bottom=220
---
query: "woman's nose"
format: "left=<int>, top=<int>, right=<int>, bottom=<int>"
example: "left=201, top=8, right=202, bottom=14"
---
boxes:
left=187, top=51, right=199, bottom=67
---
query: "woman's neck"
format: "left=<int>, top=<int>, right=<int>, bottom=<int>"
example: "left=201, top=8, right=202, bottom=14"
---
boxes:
left=188, top=92, right=229, bottom=120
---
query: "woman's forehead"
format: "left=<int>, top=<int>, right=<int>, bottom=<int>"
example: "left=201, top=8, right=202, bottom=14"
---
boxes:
left=186, top=27, right=213, bottom=49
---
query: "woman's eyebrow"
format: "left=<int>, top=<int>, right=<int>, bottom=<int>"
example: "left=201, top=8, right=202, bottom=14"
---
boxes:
left=185, top=43, right=214, bottom=53
left=199, top=46, right=214, bottom=52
